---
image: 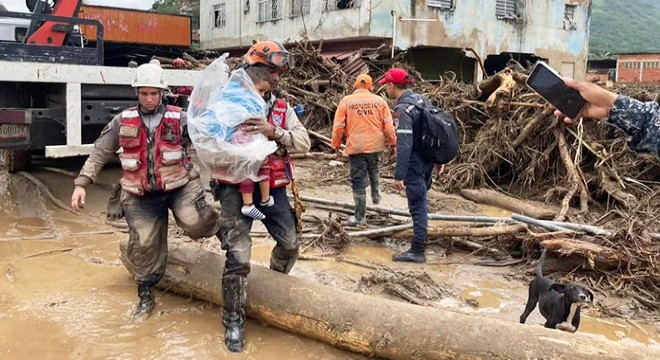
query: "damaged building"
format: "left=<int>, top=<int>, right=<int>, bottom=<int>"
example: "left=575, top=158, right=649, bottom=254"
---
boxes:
left=199, top=0, right=591, bottom=83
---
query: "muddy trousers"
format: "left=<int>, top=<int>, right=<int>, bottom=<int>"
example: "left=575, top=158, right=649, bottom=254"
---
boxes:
left=404, top=152, right=434, bottom=254
left=348, top=152, right=382, bottom=198
left=212, top=182, right=300, bottom=277
left=122, top=178, right=219, bottom=283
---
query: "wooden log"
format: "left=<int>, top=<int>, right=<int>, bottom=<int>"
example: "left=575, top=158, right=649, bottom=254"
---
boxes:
left=540, top=238, right=639, bottom=271
left=396, top=224, right=526, bottom=239
left=296, top=195, right=516, bottom=223
left=461, top=188, right=557, bottom=219
left=290, top=152, right=349, bottom=161
left=119, top=240, right=660, bottom=360
left=347, top=224, right=414, bottom=239
left=308, top=130, right=346, bottom=150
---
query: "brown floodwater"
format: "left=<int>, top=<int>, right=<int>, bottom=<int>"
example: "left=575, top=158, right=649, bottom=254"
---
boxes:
left=2, top=164, right=659, bottom=360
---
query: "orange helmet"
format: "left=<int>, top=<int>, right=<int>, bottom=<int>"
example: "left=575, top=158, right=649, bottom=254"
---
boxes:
left=245, top=40, right=293, bottom=71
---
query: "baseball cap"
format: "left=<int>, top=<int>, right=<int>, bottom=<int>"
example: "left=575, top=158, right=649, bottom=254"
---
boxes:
left=354, top=74, right=373, bottom=88
left=377, top=68, right=413, bottom=85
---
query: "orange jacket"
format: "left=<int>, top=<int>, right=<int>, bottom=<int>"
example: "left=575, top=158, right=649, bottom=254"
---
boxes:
left=331, top=89, right=396, bottom=155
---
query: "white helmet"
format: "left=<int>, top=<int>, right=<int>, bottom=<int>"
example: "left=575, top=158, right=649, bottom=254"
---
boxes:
left=132, top=62, right=168, bottom=89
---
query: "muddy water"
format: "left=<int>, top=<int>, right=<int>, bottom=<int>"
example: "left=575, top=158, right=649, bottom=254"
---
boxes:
left=0, top=238, right=365, bottom=360
left=3, top=163, right=660, bottom=359
left=0, top=169, right=366, bottom=360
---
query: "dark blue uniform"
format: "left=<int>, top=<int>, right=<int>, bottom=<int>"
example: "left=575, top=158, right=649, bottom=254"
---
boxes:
left=394, top=90, right=435, bottom=256
left=608, top=95, right=660, bottom=157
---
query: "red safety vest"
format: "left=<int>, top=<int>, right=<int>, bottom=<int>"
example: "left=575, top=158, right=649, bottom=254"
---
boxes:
left=211, top=98, right=294, bottom=189
left=267, top=98, right=293, bottom=189
left=117, top=105, right=190, bottom=196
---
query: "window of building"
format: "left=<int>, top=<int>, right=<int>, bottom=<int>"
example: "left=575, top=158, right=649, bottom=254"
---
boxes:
left=326, top=0, right=358, bottom=11
left=214, top=3, right=226, bottom=28
left=244, top=0, right=250, bottom=13
left=496, top=0, right=518, bottom=20
left=427, top=0, right=455, bottom=10
left=643, top=61, right=660, bottom=69
left=622, top=62, right=641, bottom=69
left=258, top=0, right=282, bottom=22
left=564, top=4, right=577, bottom=30
left=291, top=0, right=310, bottom=17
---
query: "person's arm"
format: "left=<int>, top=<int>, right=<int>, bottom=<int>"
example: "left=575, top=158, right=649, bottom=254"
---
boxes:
left=607, top=95, right=660, bottom=156
left=394, top=105, right=415, bottom=181
left=74, top=115, right=122, bottom=187
left=381, top=99, right=397, bottom=148
left=556, top=78, right=660, bottom=157
left=273, top=104, right=311, bottom=154
left=331, top=98, right=347, bottom=149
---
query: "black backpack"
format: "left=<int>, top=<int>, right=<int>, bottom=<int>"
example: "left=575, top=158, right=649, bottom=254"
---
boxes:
left=403, top=100, right=459, bottom=164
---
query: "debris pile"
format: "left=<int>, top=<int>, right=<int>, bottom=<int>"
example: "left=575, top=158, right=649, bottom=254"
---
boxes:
left=171, top=40, right=660, bottom=312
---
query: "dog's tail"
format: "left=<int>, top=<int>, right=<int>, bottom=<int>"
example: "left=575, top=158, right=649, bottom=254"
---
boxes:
left=536, top=248, right=548, bottom=278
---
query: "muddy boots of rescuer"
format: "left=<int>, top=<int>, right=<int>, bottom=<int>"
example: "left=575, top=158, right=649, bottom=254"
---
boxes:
left=348, top=191, right=367, bottom=226
left=270, top=246, right=299, bottom=274
left=222, top=275, right=247, bottom=353
left=134, top=274, right=160, bottom=320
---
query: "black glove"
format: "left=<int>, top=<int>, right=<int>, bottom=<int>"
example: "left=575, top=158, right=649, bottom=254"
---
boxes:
left=106, top=183, right=124, bottom=221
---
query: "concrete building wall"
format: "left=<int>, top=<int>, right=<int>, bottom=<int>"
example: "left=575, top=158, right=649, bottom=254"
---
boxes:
left=200, top=0, right=591, bottom=80
left=617, top=54, right=660, bottom=84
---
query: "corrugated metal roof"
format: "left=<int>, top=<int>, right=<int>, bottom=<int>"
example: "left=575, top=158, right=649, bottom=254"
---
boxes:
left=321, top=50, right=369, bottom=78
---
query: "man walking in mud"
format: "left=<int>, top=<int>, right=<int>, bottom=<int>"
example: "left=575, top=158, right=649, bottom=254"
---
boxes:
left=70, top=61, right=219, bottom=320
left=331, top=74, right=396, bottom=226
left=380, top=68, right=436, bottom=264
left=210, top=40, right=311, bottom=352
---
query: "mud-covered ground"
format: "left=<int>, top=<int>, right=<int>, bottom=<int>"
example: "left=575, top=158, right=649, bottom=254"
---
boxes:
left=1, top=158, right=659, bottom=359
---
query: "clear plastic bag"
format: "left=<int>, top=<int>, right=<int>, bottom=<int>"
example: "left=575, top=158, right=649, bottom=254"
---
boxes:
left=188, top=55, right=278, bottom=184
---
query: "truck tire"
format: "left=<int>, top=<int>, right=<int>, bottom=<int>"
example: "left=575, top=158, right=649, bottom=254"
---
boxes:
left=0, top=149, right=31, bottom=173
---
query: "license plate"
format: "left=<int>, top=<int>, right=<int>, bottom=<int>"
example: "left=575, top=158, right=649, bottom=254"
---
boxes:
left=0, top=124, right=29, bottom=140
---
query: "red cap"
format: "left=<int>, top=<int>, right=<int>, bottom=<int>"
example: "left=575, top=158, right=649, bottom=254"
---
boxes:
left=378, top=68, right=413, bottom=85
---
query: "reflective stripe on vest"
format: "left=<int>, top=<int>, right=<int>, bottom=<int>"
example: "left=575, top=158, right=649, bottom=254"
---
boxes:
left=118, top=105, right=189, bottom=196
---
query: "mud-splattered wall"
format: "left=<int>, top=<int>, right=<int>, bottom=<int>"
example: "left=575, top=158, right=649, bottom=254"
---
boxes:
left=200, top=0, right=590, bottom=80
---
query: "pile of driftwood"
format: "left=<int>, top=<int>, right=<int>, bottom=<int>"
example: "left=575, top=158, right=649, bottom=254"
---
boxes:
left=169, top=40, right=660, bottom=311
left=276, top=40, right=660, bottom=312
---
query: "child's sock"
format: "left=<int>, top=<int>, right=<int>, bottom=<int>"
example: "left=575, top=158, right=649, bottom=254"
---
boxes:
left=260, top=196, right=274, bottom=207
left=241, top=204, right=265, bottom=220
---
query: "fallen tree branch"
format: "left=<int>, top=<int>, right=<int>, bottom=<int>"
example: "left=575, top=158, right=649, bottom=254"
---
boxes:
left=461, top=188, right=556, bottom=219
left=540, top=238, right=639, bottom=271
left=119, top=240, right=660, bottom=360
left=396, top=224, right=526, bottom=238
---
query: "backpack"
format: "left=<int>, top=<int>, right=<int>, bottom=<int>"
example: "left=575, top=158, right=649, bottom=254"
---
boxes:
left=403, top=100, right=459, bottom=164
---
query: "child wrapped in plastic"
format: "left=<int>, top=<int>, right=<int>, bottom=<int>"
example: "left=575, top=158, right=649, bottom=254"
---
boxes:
left=188, top=56, right=278, bottom=219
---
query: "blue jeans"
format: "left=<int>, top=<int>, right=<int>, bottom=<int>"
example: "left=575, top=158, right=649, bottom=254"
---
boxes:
left=404, top=152, right=434, bottom=253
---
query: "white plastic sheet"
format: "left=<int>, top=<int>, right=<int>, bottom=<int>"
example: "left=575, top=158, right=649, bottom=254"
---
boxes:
left=188, top=54, right=277, bottom=183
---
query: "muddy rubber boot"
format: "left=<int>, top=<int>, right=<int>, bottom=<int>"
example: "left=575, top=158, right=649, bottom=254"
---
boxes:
left=348, top=192, right=367, bottom=226
left=392, top=249, right=426, bottom=264
left=133, top=283, right=156, bottom=320
left=222, top=275, right=247, bottom=353
left=270, top=247, right=299, bottom=274
left=371, top=189, right=381, bottom=205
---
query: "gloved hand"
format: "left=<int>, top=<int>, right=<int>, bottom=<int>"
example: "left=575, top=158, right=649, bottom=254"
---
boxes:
left=106, top=183, right=124, bottom=221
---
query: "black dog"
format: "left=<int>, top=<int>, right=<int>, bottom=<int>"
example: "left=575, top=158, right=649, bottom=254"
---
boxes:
left=519, top=248, right=594, bottom=332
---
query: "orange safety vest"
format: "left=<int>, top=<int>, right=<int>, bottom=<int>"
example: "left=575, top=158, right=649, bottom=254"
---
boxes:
left=117, top=105, right=190, bottom=196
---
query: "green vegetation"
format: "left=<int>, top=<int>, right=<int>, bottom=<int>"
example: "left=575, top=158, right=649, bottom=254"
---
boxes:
left=590, top=0, right=660, bottom=59
left=151, top=0, right=200, bottom=29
